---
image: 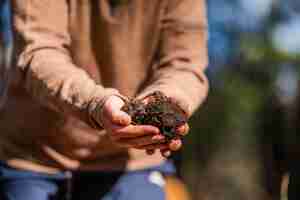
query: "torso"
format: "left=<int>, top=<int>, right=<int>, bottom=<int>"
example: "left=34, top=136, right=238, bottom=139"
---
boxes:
left=0, top=0, right=167, bottom=173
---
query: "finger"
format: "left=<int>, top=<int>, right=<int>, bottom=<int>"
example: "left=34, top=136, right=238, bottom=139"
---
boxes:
left=161, top=149, right=172, bottom=158
left=103, top=96, right=131, bottom=126
left=168, top=139, right=182, bottom=151
left=111, top=125, right=160, bottom=139
left=176, top=124, right=190, bottom=136
left=103, top=118, right=127, bottom=132
left=115, top=134, right=166, bottom=147
left=169, top=97, right=190, bottom=117
left=137, top=143, right=169, bottom=151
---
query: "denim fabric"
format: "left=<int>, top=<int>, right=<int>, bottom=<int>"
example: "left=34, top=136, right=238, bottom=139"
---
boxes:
left=0, top=161, right=175, bottom=200
left=0, top=0, right=12, bottom=46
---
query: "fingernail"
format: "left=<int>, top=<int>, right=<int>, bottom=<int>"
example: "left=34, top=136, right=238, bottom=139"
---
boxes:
left=170, top=140, right=181, bottom=151
left=177, top=125, right=188, bottom=135
left=152, top=128, right=160, bottom=134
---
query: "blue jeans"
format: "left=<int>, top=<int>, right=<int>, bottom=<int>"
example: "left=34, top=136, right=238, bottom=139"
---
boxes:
left=0, top=161, right=175, bottom=200
left=0, top=0, right=12, bottom=46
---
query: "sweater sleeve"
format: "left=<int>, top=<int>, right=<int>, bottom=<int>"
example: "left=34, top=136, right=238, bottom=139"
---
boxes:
left=11, top=0, right=119, bottom=127
left=138, top=0, right=209, bottom=117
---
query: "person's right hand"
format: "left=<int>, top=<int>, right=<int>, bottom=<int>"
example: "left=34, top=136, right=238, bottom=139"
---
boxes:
left=101, top=95, right=167, bottom=149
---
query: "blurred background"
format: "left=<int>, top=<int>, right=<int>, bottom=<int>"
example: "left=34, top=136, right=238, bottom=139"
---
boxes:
left=181, top=0, right=300, bottom=200
left=1, top=0, right=300, bottom=200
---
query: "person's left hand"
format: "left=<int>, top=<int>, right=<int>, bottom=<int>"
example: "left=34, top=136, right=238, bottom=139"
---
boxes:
left=139, top=123, right=189, bottom=157
left=138, top=93, right=190, bottom=157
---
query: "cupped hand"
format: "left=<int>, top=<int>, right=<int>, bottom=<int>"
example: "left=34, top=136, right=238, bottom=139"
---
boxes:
left=140, top=93, right=190, bottom=157
left=101, top=95, right=165, bottom=149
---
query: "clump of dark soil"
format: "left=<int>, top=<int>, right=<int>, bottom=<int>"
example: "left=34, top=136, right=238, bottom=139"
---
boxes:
left=121, top=91, right=187, bottom=140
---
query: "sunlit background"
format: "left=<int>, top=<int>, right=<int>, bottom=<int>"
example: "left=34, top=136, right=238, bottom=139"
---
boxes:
left=182, top=0, right=300, bottom=199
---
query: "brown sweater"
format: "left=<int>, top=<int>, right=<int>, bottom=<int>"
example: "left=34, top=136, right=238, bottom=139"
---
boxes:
left=1, top=0, right=208, bottom=173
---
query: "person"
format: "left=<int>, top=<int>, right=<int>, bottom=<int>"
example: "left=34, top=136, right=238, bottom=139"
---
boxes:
left=0, top=0, right=209, bottom=200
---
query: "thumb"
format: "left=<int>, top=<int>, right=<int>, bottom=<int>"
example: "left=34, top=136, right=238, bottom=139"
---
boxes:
left=103, top=95, right=131, bottom=126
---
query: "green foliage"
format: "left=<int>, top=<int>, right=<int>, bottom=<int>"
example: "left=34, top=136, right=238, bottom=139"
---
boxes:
left=183, top=4, right=300, bottom=200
